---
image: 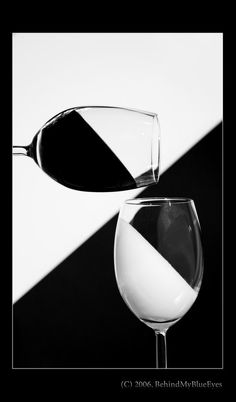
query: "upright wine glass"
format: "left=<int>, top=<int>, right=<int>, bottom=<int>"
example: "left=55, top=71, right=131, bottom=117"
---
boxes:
left=114, top=197, right=204, bottom=368
left=13, top=106, right=160, bottom=192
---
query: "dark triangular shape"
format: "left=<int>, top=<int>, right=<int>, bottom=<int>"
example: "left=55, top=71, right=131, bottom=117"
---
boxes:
left=33, top=110, right=136, bottom=191
left=14, top=123, right=222, bottom=368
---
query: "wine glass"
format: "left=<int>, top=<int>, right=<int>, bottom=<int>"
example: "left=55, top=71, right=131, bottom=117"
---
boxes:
left=13, top=106, right=160, bottom=192
left=114, top=197, right=204, bottom=368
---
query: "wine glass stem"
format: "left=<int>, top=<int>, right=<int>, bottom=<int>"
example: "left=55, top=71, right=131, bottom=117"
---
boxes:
left=155, top=330, right=167, bottom=368
left=12, top=145, right=30, bottom=156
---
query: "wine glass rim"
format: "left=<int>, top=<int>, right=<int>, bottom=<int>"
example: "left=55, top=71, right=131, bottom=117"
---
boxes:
left=59, top=105, right=158, bottom=118
left=125, top=197, right=194, bottom=205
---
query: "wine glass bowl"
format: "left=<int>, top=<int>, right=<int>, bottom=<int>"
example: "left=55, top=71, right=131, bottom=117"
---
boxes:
left=114, top=197, right=204, bottom=368
left=13, top=106, right=160, bottom=192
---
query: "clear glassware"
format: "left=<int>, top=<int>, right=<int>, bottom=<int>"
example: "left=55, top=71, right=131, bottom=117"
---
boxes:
left=114, top=197, right=204, bottom=368
left=13, top=106, right=160, bottom=192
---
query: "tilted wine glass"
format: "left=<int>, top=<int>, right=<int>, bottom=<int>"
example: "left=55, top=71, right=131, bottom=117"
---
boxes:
left=114, top=197, right=204, bottom=368
left=13, top=106, right=160, bottom=192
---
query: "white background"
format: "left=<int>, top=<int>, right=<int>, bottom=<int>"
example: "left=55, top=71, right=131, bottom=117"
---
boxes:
left=13, top=33, right=223, bottom=302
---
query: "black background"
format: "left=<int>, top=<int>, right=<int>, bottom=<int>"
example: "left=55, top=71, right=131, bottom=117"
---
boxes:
left=13, top=123, right=222, bottom=370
